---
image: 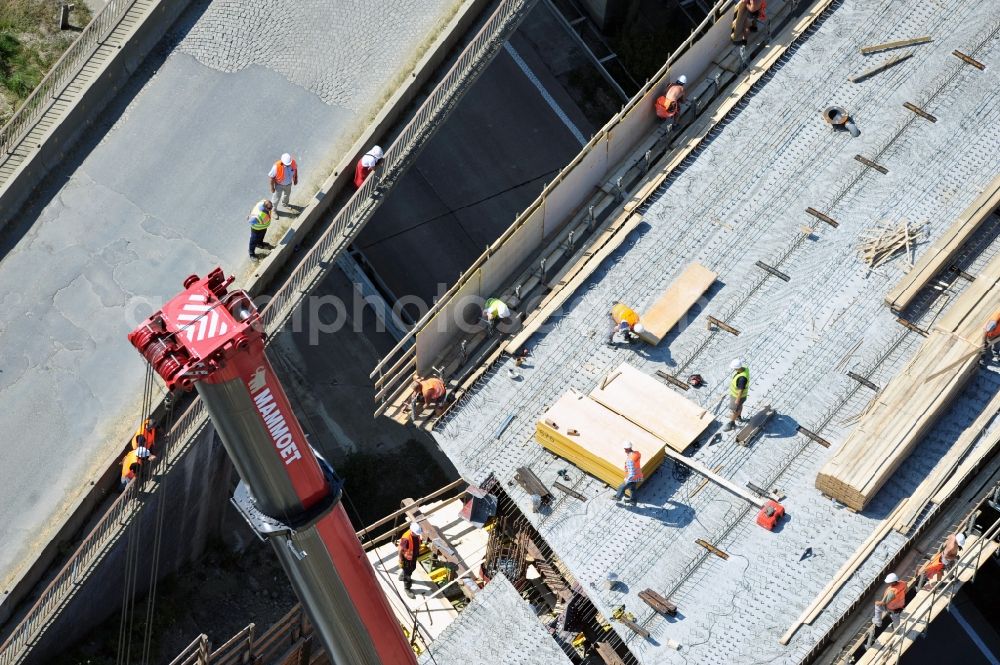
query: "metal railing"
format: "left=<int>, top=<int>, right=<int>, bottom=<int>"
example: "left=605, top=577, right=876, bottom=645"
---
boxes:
left=0, top=1, right=534, bottom=661
left=0, top=0, right=142, bottom=157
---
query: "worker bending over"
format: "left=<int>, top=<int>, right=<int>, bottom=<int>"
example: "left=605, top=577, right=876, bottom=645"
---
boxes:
left=724, top=359, right=749, bottom=432
left=409, top=375, right=448, bottom=419
left=247, top=199, right=274, bottom=260
left=397, top=521, right=423, bottom=599
left=983, top=309, right=1000, bottom=361
left=482, top=297, right=512, bottom=334
left=732, top=0, right=766, bottom=44
left=354, top=145, right=384, bottom=188
left=608, top=302, right=645, bottom=344
left=655, top=75, right=687, bottom=128
left=268, top=152, right=298, bottom=215
left=120, top=445, right=156, bottom=490
left=917, top=532, right=965, bottom=589
left=612, top=441, right=643, bottom=506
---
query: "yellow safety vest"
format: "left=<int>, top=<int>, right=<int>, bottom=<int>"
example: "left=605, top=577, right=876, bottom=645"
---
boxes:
left=248, top=201, right=271, bottom=231
left=730, top=368, right=750, bottom=399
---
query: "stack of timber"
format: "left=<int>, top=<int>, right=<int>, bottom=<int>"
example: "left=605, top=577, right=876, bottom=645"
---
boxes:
left=636, top=263, right=717, bottom=346
left=589, top=363, right=713, bottom=452
left=816, top=249, right=1000, bottom=511
left=885, top=172, right=1000, bottom=312
left=857, top=221, right=923, bottom=268
left=536, top=392, right=667, bottom=487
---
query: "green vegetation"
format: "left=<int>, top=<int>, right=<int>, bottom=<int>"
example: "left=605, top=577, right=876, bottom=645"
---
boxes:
left=0, top=0, right=92, bottom=126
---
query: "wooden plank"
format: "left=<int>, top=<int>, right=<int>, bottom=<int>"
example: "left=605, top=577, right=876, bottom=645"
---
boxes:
left=636, top=263, right=717, bottom=345
left=589, top=362, right=713, bottom=452
left=902, top=101, right=937, bottom=122
left=806, top=207, right=839, bottom=227
left=639, top=589, right=677, bottom=616
left=860, top=36, right=931, bottom=55
left=505, top=213, right=645, bottom=354
left=736, top=404, right=774, bottom=445
left=849, top=52, right=913, bottom=83
left=695, top=539, right=729, bottom=559
left=779, top=501, right=907, bottom=645
left=663, top=446, right=765, bottom=508
left=595, top=642, right=626, bottom=665
left=952, top=49, right=985, bottom=70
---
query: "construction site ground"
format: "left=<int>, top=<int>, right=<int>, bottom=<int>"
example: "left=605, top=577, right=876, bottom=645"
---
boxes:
left=430, top=0, right=1000, bottom=662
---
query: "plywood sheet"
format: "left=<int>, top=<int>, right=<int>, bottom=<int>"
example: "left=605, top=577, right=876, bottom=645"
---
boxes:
left=637, top=263, right=717, bottom=345
left=536, top=392, right=666, bottom=487
left=589, top=362, right=713, bottom=452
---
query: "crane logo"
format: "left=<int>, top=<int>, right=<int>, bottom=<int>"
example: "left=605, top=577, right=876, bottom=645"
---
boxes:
left=248, top=366, right=267, bottom=393
left=176, top=294, right=229, bottom=342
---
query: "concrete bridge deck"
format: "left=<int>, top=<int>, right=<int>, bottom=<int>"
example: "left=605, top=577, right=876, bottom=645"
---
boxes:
left=0, top=0, right=471, bottom=617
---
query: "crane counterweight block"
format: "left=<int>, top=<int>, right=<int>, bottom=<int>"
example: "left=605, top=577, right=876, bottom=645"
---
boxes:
left=127, top=268, right=417, bottom=665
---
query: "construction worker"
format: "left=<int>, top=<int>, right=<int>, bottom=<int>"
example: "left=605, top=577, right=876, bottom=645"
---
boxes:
left=871, top=573, right=908, bottom=631
left=609, top=302, right=645, bottom=344
left=917, top=532, right=965, bottom=589
left=119, top=446, right=155, bottom=490
left=613, top=441, right=643, bottom=506
left=654, top=75, right=687, bottom=126
left=732, top=0, right=767, bottom=44
left=724, top=359, right=750, bottom=432
left=354, top=145, right=384, bottom=188
left=247, top=199, right=274, bottom=260
left=482, top=297, right=512, bottom=333
left=409, top=375, right=447, bottom=419
left=132, top=417, right=156, bottom=451
left=269, top=153, right=298, bottom=215
left=983, top=309, right=1000, bottom=361
left=397, top=521, right=423, bottom=599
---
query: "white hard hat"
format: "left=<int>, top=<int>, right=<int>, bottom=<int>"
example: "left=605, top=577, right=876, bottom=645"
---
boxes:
left=955, top=533, right=966, bottom=547
left=496, top=301, right=511, bottom=319
left=633, top=323, right=645, bottom=334
left=884, top=573, right=898, bottom=583
left=136, top=446, right=150, bottom=459
left=281, top=153, right=292, bottom=166
left=361, top=154, right=377, bottom=169
left=623, top=440, right=634, bottom=450
left=369, top=145, right=384, bottom=161
left=678, top=74, right=688, bottom=85
left=730, top=358, right=744, bottom=370
left=409, top=521, right=423, bottom=536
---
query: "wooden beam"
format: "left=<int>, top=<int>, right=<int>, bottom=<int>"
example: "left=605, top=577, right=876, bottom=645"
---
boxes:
left=952, top=50, right=985, bottom=70
left=860, top=36, right=931, bottom=55
left=695, top=539, right=729, bottom=559
left=355, top=478, right=466, bottom=538
left=903, top=101, right=937, bottom=122
left=806, top=207, right=839, bottom=227
left=849, top=52, right=913, bottom=83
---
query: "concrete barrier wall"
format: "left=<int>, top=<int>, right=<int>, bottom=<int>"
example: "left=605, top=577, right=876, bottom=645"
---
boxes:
left=25, top=425, right=232, bottom=665
left=0, top=0, right=195, bottom=229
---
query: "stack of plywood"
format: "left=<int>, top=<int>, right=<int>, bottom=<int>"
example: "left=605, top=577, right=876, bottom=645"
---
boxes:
left=816, top=249, right=1000, bottom=511
left=637, top=263, right=717, bottom=346
left=536, top=392, right=668, bottom=487
left=589, top=362, right=713, bottom=452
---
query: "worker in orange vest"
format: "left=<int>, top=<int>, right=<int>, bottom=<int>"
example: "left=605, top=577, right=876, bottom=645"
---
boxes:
left=732, top=0, right=767, bottom=44
left=397, top=521, right=423, bottom=599
left=612, top=441, right=643, bottom=506
left=983, top=309, right=1000, bottom=361
left=872, top=573, right=907, bottom=629
left=268, top=153, right=298, bottom=215
left=917, top=532, right=965, bottom=588
left=654, top=75, right=687, bottom=127
left=609, top=303, right=645, bottom=344
left=409, top=375, right=447, bottom=419
left=132, top=417, right=157, bottom=452
left=119, top=445, right=156, bottom=490
left=354, top=145, right=384, bottom=188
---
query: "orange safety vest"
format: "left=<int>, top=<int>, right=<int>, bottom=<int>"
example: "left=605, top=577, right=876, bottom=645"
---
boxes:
left=624, top=450, right=643, bottom=483
left=420, top=378, right=446, bottom=402
left=923, top=552, right=945, bottom=578
left=611, top=303, right=640, bottom=328
left=884, top=581, right=907, bottom=611
left=398, top=531, right=421, bottom=562
left=121, top=449, right=141, bottom=483
left=985, top=310, right=1000, bottom=340
left=273, top=159, right=297, bottom=184
left=655, top=84, right=685, bottom=119
left=132, top=418, right=156, bottom=450
left=746, top=0, right=766, bottom=18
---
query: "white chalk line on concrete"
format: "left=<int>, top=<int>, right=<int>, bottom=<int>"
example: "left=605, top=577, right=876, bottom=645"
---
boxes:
left=503, top=42, right=587, bottom=147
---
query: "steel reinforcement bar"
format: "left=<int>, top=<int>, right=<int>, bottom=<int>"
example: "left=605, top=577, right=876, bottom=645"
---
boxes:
left=0, top=2, right=535, bottom=662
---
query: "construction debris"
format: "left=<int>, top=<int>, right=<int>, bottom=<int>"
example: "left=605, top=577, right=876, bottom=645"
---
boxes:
left=857, top=220, right=924, bottom=268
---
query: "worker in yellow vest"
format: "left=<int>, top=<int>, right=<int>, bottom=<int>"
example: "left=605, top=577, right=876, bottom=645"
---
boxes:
left=983, top=309, right=1000, bottom=361
left=482, top=297, right=512, bottom=333
left=723, top=358, right=749, bottom=432
left=609, top=303, right=645, bottom=344
left=268, top=153, right=298, bottom=215
left=247, top=199, right=274, bottom=260
left=409, top=375, right=447, bottom=419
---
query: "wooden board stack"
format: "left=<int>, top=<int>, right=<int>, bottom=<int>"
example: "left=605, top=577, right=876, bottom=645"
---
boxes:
left=589, top=362, right=712, bottom=451
left=636, top=263, right=717, bottom=346
left=536, top=392, right=667, bottom=487
left=816, top=248, right=1000, bottom=511
left=857, top=220, right=923, bottom=268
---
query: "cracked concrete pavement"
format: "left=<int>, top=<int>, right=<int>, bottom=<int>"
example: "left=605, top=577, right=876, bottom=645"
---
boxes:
left=0, top=0, right=462, bottom=602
